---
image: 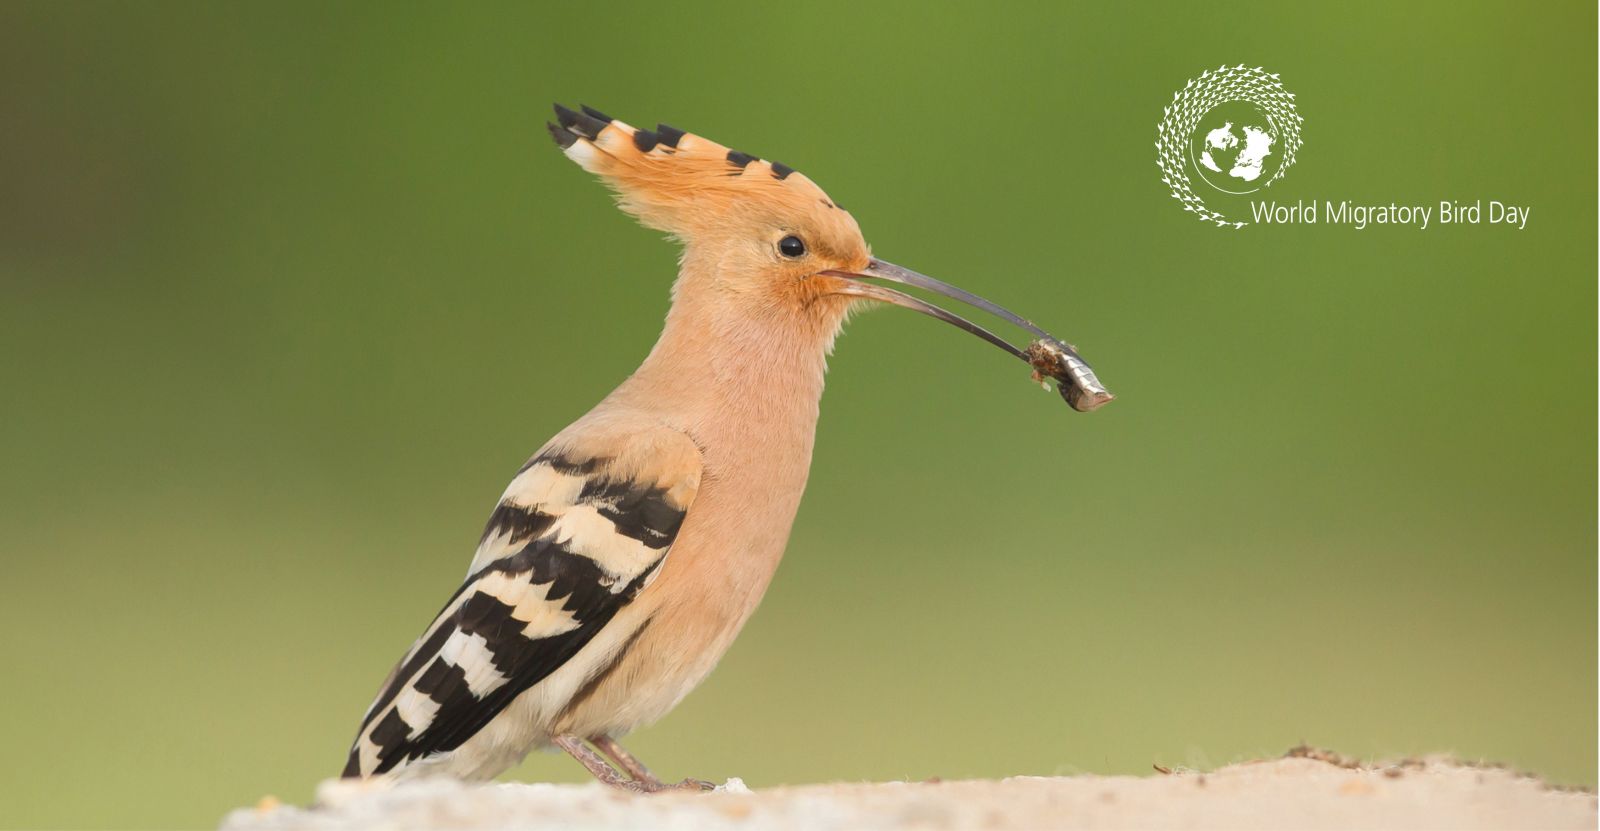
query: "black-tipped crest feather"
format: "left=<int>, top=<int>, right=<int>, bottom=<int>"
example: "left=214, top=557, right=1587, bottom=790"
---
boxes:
left=547, top=122, right=578, bottom=149
left=655, top=123, right=686, bottom=148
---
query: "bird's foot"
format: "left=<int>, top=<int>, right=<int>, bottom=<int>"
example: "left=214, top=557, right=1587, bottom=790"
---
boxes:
left=609, top=777, right=715, bottom=794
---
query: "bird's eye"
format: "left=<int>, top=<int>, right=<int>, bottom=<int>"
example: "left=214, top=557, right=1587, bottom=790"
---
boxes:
left=778, top=235, right=807, bottom=259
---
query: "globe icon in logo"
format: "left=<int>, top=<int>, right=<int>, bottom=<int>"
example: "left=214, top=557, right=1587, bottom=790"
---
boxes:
left=1156, top=65, right=1303, bottom=227
left=1188, top=99, right=1283, bottom=195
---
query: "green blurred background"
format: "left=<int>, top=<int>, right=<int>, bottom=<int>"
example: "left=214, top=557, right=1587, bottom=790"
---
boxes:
left=1, top=2, right=1594, bottom=827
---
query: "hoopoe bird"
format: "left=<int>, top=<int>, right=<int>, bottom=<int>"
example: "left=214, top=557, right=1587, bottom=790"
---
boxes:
left=341, top=104, right=1111, bottom=792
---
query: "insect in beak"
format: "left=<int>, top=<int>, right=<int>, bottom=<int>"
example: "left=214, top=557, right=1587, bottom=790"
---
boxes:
left=821, top=258, right=1114, bottom=412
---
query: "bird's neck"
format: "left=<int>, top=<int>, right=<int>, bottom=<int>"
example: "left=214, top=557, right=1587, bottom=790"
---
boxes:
left=627, top=299, right=838, bottom=448
left=620, top=288, right=841, bottom=458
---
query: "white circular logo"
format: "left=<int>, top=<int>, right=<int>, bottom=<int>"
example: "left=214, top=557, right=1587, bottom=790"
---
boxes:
left=1157, top=65, right=1303, bottom=228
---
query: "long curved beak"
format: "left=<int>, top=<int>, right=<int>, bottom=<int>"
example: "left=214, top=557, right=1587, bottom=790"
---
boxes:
left=822, top=258, right=1114, bottom=413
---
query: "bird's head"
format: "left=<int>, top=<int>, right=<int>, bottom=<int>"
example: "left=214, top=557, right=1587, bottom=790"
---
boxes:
left=547, top=105, right=867, bottom=322
left=547, top=105, right=1112, bottom=410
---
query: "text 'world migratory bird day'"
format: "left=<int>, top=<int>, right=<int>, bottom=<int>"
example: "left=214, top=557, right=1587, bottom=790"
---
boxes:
left=1249, top=199, right=1531, bottom=230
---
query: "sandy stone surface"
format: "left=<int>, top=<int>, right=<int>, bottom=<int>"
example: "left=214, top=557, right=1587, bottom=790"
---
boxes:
left=223, top=750, right=1595, bottom=830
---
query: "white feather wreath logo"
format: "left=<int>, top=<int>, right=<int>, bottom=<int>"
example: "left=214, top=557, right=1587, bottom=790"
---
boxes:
left=1157, top=65, right=1303, bottom=228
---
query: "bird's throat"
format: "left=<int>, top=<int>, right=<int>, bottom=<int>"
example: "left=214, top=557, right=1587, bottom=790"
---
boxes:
left=615, top=289, right=840, bottom=461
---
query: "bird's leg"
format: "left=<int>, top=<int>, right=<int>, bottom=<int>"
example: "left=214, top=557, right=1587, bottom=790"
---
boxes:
left=553, top=735, right=637, bottom=790
left=589, top=734, right=662, bottom=785
left=553, top=734, right=714, bottom=793
left=553, top=735, right=713, bottom=793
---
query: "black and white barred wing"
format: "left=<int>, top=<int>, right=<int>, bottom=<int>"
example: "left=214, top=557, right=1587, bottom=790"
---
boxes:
left=343, top=429, right=701, bottom=777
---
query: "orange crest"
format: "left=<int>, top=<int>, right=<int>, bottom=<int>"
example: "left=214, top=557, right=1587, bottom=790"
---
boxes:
left=547, top=105, right=856, bottom=244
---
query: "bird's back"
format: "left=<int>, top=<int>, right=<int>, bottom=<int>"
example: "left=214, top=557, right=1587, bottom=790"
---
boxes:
left=342, top=406, right=703, bottom=779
